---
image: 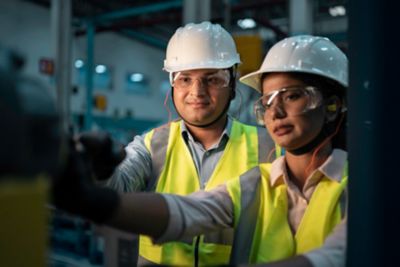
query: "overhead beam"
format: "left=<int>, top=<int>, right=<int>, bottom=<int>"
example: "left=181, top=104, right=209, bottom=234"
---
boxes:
left=74, top=11, right=181, bottom=37
left=231, top=0, right=286, bottom=12
left=120, top=29, right=168, bottom=50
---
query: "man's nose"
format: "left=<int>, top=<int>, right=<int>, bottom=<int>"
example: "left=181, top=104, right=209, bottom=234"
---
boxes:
left=189, top=78, right=206, bottom=95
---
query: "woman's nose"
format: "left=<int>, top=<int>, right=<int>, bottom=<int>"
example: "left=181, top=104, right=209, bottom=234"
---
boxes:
left=268, top=100, right=286, bottom=120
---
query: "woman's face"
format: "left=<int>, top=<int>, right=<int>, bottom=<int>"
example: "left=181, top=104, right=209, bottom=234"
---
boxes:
left=262, top=73, right=326, bottom=151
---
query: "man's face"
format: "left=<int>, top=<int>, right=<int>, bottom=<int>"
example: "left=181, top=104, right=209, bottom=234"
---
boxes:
left=172, top=68, right=231, bottom=126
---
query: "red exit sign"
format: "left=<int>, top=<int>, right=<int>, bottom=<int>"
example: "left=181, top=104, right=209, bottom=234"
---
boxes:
left=39, top=58, right=54, bottom=75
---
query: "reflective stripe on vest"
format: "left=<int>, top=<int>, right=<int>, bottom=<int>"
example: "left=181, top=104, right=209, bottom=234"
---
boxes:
left=139, top=119, right=272, bottom=266
left=227, top=162, right=348, bottom=264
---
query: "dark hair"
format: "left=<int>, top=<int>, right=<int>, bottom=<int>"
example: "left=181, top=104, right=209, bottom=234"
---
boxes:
left=291, top=72, right=347, bottom=150
left=228, top=66, right=237, bottom=100
left=261, top=72, right=347, bottom=150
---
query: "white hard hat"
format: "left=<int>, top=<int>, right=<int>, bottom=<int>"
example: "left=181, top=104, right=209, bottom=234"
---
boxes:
left=163, top=21, right=241, bottom=72
left=240, top=35, right=348, bottom=93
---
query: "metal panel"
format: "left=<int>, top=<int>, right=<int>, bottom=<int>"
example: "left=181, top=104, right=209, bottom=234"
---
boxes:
left=347, top=0, right=387, bottom=266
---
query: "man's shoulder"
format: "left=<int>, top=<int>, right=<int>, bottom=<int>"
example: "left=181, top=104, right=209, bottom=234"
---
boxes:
left=148, top=119, right=181, bottom=133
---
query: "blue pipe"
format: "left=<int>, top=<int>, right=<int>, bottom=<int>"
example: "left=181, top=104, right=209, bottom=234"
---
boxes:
left=94, top=0, right=182, bottom=22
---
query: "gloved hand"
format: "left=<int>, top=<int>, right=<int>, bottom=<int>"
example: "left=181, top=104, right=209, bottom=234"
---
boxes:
left=51, top=136, right=120, bottom=224
left=76, top=131, right=126, bottom=181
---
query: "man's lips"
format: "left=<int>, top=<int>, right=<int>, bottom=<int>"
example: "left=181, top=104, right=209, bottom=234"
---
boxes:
left=188, top=101, right=209, bottom=108
left=273, top=124, right=293, bottom=136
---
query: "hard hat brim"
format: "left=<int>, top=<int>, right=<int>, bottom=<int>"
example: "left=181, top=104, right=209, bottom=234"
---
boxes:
left=240, top=68, right=348, bottom=94
left=163, top=59, right=240, bottom=73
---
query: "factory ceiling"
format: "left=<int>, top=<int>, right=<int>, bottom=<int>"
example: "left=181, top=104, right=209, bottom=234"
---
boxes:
left=23, top=0, right=346, bottom=50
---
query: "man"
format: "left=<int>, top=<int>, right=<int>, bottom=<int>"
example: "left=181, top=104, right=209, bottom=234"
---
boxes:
left=91, top=21, right=275, bottom=266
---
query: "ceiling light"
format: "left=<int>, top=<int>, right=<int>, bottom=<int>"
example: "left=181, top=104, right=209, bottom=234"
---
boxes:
left=237, top=18, right=257, bottom=29
left=95, top=64, right=107, bottom=74
left=74, top=59, right=84, bottom=68
left=130, top=73, right=144, bottom=82
left=329, top=5, right=346, bottom=17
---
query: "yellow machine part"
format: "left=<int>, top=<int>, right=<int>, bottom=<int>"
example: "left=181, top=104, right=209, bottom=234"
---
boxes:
left=233, top=34, right=263, bottom=77
left=0, top=176, right=49, bottom=267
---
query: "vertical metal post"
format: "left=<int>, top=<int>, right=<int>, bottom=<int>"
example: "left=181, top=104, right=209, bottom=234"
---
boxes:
left=85, top=20, right=95, bottom=130
left=51, top=0, right=72, bottom=133
left=223, top=0, right=231, bottom=31
left=183, top=0, right=211, bottom=24
left=289, top=0, right=313, bottom=35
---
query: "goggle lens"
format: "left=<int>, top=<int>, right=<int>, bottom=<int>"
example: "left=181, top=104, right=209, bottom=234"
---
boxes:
left=254, top=86, right=323, bottom=125
left=171, top=70, right=230, bottom=90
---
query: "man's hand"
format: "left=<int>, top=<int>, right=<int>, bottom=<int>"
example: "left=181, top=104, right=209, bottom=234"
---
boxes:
left=51, top=134, right=121, bottom=224
left=77, top=131, right=126, bottom=181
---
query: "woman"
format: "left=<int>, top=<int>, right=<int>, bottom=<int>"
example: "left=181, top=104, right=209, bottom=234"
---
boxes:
left=54, top=35, right=348, bottom=267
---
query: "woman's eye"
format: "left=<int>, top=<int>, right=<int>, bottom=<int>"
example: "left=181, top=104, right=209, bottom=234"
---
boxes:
left=207, top=77, right=220, bottom=85
left=261, top=99, right=271, bottom=109
left=284, top=92, right=302, bottom=101
left=261, top=100, right=268, bottom=106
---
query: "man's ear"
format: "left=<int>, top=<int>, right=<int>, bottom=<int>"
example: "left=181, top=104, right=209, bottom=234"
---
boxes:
left=325, top=96, right=341, bottom=122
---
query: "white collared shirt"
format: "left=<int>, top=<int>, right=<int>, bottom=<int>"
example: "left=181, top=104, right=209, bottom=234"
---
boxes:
left=159, top=149, right=348, bottom=267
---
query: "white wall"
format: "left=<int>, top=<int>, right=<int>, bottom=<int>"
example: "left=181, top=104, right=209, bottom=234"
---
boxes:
left=0, top=0, right=52, bottom=83
left=72, top=32, right=169, bottom=121
left=0, top=0, right=170, bottom=124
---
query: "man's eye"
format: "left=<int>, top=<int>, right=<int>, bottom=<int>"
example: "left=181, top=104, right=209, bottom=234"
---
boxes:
left=179, top=77, right=192, bottom=84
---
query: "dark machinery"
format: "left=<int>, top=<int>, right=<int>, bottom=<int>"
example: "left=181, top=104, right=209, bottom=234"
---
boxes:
left=0, top=45, right=61, bottom=267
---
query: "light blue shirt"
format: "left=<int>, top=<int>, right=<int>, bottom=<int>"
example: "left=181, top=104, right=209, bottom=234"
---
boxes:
left=106, top=117, right=234, bottom=192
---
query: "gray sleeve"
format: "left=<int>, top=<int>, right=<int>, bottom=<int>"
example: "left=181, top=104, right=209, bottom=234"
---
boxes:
left=154, top=184, right=234, bottom=243
left=304, top=219, right=347, bottom=267
left=105, top=134, right=152, bottom=193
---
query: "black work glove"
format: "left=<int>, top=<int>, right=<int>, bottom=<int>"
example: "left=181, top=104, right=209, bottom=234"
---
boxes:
left=52, top=136, right=120, bottom=224
left=77, top=131, right=126, bottom=181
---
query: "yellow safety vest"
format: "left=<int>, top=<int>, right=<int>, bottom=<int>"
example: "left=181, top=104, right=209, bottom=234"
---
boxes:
left=139, top=119, right=272, bottom=266
left=227, top=162, right=348, bottom=264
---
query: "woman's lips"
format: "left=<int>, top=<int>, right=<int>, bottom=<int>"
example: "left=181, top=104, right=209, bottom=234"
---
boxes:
left=273, top=124, right=293, bottom=136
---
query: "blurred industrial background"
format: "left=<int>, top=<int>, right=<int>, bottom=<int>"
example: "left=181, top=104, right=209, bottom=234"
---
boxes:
left=0, top=0, right=348, bottom=145
left=7, top=1, right=392, bottom=267
left=1, top=0, right=348, bottom=266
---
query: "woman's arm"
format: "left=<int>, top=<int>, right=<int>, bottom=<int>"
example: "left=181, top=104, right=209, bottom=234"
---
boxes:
left=106, top=192, right=170, bottom=238
left=107, top=184, right=235, bottom=241
left=303, top=219, right=347, bottom=267
left=53, top=135, right=234, bottom=241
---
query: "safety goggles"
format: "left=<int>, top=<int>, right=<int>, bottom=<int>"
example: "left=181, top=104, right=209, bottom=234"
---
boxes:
left=170, top=69, right=230, bottom=91
left=254, top=86, right=323, bottom=125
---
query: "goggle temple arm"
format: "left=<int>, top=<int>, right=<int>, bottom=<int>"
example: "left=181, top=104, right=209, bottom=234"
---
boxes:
left=169, top=72, right=183, bottom=87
